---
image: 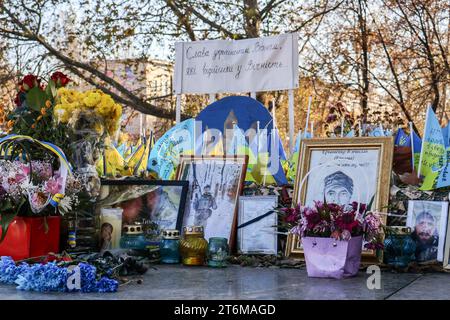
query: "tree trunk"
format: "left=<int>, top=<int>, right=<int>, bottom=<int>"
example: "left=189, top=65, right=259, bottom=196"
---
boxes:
left=358, top=0, right=370, bottom=119
left=243, top=0, right=261, bottom=38
left=243, top=0, right=266, bottom=103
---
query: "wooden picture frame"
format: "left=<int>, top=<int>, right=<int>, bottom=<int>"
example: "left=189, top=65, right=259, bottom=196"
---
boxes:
left=98, top=179, right=189, bottom=234
left=175, top=155, right=248, bottom=251
left=285, top=137, right=394, bottom=263
left=238, top=195, right=278, bottom=255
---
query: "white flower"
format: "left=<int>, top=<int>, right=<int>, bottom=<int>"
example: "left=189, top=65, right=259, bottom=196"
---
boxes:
left=58, top=196, right=73, bottom=215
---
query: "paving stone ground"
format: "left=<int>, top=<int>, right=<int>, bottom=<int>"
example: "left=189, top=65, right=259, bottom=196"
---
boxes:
left=0, top=265, right=448, bottom=300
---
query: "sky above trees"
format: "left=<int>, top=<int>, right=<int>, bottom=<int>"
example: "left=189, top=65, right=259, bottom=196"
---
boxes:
left=0, top=0, right=449, bottom=134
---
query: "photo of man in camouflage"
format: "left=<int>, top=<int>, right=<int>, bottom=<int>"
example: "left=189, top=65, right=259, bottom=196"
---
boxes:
left=193, top=185, right=217, bottom=226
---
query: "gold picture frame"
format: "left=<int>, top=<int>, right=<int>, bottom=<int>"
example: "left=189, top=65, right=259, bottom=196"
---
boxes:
left=285, top=137, right=394, bottom=263
left=175, top=155, right=248, bottom=252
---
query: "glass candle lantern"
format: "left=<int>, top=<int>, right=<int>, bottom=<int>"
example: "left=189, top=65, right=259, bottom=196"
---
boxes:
left=159, top=229, right=181, bottom=264
left=99, top=207, right=123, bottom=251
left=384, top=227, right=416, bottom=268
left=120, top=223, right=148, bottom=250
left=179, top=226, right=208, bottom=266
left=207, top=237, right=229, bottom=268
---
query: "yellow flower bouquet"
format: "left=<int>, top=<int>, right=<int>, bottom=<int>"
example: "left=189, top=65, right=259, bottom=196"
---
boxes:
left=53, top=88, right=122, bottom=136
left=53, top=88, right=123, bottom=197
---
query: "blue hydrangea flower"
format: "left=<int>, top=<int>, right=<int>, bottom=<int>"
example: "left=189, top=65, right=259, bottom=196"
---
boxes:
left=0, top=257, right=28, bottom=285
left=15, top=262, right=68, bottom=292
left=0, top=256, right=118, bottom=293
left=78, top=263, right=98, bottom=293
left=96, top=277, right=119, bottom=293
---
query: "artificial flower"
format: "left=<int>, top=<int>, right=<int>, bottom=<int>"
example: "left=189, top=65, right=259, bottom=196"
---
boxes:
left=20, top=74, right=40, bottom=91
left=83, top=90, right=102, bottom=107
left=288, top=201, right=384, bottom=249
left=0, top=257, right=118, bottom=293
left=44, top=176, right=63, bottom=195
left=50, top=71, right=70, bottom=87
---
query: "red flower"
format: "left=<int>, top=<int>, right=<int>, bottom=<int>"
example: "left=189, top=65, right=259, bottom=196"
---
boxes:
left=304, top=208, right=322, bottom=229
left=21, top=74, right=40, bottom=91
left=335, top=212, right=360, bottom=233
left=281, top=207, right=300, bottom=224
left=14, top=93, right=21, bottom=106
left=351, top=201, right=367, bottom=214
left=50, top=71, right=70, bottom=87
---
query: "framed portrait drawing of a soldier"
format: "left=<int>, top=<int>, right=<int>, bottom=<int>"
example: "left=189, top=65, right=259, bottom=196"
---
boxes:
left=176, top=155, right=248, bottom=249
left=407, top=200, right=449, bottom=263
left=285, top=137, right=394, bottom=262
left=238, top=196, right=278, bottom=254
left=97, top=179, right=189, bottom=241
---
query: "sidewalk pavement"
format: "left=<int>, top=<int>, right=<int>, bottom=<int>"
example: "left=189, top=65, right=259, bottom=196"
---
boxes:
left=0, top=265, right=448, bottom=300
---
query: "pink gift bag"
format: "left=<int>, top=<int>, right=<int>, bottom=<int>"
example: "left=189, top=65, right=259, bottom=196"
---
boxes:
left=302, top=236, right=362, bottom=279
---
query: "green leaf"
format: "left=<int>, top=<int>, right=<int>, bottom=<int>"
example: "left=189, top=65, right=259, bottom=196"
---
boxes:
left=26, top=86, right=47, bottom=111
left=45, top=80, right=57, bottom=98
left=367, top=194, right=375, bottom=211
left=0, top=211, right=19, bottom=243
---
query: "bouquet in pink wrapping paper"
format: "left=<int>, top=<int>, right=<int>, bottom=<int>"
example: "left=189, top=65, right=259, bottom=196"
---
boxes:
left=281, top=200, right=384, bottom=278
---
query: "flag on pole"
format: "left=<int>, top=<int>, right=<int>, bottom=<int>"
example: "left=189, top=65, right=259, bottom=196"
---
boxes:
left=369, top=126, right=385, bottom=137
left=394, top=128, right=411, bottom=147
left=411, top=130, right=422, bottom=169
left=345, top=129, right=355, bottom=138
left=148, top=119, right=196, bottom=180
left=286, top=131, right=312, bottom=182
left=442, top=124, right=450, bottom=147
left=419, top=106, right=446, bottom=190
left=226, top=124, right=256, bottom=182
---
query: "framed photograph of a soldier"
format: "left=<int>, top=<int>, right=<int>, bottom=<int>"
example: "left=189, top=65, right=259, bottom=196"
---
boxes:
left=97, top=179, right=189, bottom=240
left=176, top=155, right=248, bottom=246
left=285, top=137, right=394, bottom=262
left=238, top=196, right=278, bottom=255
left=407, top=200, right=449, bottom=263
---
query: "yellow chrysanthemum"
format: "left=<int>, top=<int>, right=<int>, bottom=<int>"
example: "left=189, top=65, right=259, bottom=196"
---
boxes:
left=94, top=122, right=105, bottom=135
left=95, top=95, right=115, bottom=117
left=83, top=91, right=102, bottom=108
left=112, top=104, right=122, bottom=121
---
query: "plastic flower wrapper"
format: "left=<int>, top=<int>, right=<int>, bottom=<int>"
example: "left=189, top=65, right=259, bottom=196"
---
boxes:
left=288, top=200, right=385, bottom=249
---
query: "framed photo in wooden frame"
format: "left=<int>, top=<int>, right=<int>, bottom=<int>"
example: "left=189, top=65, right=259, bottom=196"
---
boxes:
left=285, top=137, right=394, bottom=263
left=97, top=179, right=189, bottom=239
left=175, top=155, right=248, bottom=250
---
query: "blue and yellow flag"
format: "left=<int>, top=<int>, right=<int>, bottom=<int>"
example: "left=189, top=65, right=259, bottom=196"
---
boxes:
left=394, top=128, right=411, bottom=147
left=148, top=119, right=196, bottom=180
left=226, top=124, right=256, bottom=182
left=419, top=106, right=446, bottom=190
left=286, top=131, right=312, bottom=183
left=442, top=124, right=450, bottom=147
left=411, top=130, right=422, bottom=169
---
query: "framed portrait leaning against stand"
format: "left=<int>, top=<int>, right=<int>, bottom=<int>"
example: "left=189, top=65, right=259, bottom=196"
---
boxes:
left=406, top=200, right=449, bottom=264
left=285, top=137, right=394, bottom=263
left=175, top=155, right=248, bottom=251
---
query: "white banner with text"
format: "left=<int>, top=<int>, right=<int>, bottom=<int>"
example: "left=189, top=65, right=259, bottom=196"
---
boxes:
left=173, top=33, right=299, bottom=94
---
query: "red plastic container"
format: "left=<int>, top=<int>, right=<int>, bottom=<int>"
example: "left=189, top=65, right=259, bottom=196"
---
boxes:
left=0, top=216, right=61, bottom=261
